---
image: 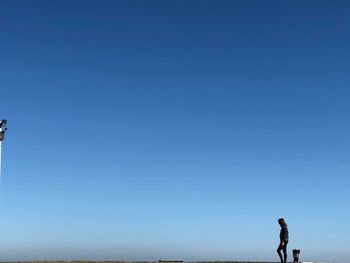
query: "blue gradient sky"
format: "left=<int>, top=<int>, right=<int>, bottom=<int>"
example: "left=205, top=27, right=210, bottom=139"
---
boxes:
left=1, top=1, right=350, bottom=262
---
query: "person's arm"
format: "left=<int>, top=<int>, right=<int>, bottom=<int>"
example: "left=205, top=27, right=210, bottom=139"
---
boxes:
left=281, top=227, right=288, bottom=243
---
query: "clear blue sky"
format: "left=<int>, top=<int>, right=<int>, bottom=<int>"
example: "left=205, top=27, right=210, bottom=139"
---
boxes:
left=1, top=1, right=350, bottom=262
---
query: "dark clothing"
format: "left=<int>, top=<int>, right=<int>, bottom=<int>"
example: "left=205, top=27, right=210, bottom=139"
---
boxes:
left=277, top=241, right=288, bottom=263
left=280, top=225, right=289, bottom=242
left=277, top=224, right=289, bottom=263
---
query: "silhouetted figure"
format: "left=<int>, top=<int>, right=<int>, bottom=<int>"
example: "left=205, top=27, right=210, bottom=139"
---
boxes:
left=277, top=218, right=289, bottom=263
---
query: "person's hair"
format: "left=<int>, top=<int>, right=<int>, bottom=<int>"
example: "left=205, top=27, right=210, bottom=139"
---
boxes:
left=278, top=218, right=286, bottom=226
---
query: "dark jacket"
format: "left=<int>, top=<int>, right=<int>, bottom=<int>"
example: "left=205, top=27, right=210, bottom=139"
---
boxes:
left=280, top=224, right=289, bottom=242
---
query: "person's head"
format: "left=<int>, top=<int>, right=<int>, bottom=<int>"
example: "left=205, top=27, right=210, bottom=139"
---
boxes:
left=278, top=218, right=286, bottom=226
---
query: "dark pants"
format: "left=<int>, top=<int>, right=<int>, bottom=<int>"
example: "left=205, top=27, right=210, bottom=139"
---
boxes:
left=277, top=241, right=288, bottom=263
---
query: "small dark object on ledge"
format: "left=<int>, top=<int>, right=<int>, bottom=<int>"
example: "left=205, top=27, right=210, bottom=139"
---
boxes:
left=159, top=260, right=183, bottom=263
left=293, top=249, right=301, bottom=262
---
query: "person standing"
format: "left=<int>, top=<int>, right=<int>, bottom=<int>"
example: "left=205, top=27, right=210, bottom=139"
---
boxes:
left=277, top=218, right=289, bottom=263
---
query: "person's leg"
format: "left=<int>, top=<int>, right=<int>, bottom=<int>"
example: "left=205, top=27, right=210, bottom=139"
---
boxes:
left=277, top=243, right=284, bottom=263
left=282, top=242, right=288, bottom=263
